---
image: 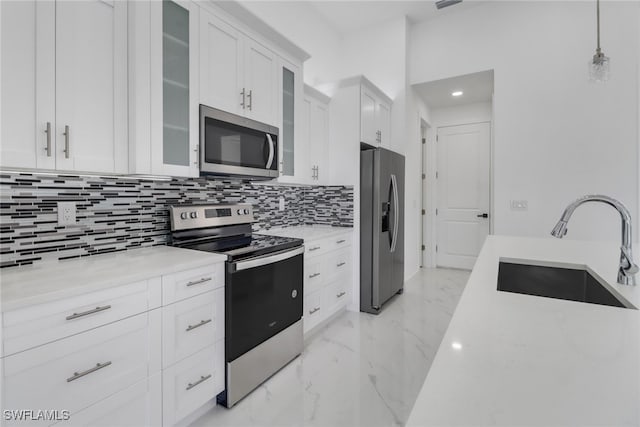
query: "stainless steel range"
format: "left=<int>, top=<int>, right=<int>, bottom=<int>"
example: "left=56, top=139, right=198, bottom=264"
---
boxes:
left=169, top=204, right=304, bottom=408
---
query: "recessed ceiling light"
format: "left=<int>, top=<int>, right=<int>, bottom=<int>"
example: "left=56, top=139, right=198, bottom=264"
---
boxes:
left=451, top=341, right=463, bottom=350
left=451, top=91, right=463, bottom=97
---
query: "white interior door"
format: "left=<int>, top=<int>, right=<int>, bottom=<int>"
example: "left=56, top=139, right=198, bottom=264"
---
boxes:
left=436, top=122, right=491, bottom=269
left=55, top=0, right=127, bottom=173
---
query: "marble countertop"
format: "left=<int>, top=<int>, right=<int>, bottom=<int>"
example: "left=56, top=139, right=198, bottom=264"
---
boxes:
left=407, top=235, right=640, bottom=426
left=0, top=246, right=226, bottom=312
left=258, top=225, right=353, bottom=241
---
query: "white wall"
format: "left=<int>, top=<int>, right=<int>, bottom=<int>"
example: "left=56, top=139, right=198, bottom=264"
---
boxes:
left=410, top=1, right=640, bottom=243
left=430, top=102, right=492, bottom=128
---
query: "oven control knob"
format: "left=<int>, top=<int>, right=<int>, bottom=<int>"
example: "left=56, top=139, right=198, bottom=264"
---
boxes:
left=190, top=212, right=197, bottom=219
left=180, top=212, right=188, bottom=220
left=243, top=209, right=250, bottom=215
left=291, top=289, right=298, bottom=299
left=237, top=209, right=243, bottom=215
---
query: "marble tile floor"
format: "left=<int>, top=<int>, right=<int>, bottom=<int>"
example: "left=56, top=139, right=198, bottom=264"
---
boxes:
left=191, top=267, right=470, bottom=427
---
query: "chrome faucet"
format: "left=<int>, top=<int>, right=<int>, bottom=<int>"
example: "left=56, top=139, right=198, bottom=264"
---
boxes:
left=551, top=195, right=638, bottom=285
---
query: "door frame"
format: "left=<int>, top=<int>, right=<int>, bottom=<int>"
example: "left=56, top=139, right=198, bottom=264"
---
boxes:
left=420, top=118, right=436, bottom=268
left=431, top=120, right=494, bottom=269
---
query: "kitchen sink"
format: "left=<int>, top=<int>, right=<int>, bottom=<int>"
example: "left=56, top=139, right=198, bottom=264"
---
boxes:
left=497, top=259, right=636, bottom=309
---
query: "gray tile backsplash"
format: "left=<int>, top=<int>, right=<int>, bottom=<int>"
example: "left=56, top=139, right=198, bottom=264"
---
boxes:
left=0, top=172, right=353, bottom=268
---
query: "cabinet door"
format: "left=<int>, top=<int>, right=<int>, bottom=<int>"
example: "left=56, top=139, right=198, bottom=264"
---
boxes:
left=199, top=10, right=243, bottom=116
left=151, top=0, right=199, bottom=177
left=0, top=0, right=55, bottom=169
left=55, top=0, right=128, bottom=173
left=360, top=86, right=378, bottom=145
left=308, top=101, right=330, bottom=184
left=244, top=38, right=278, bottom=126
left=300, top=96, right=313, bottom=181
left=279, top=60, right=301, bottom=179
left=377, top=100, right=391, bottom=147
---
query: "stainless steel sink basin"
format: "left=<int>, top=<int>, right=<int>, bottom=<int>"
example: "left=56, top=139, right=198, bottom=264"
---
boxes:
left=497, top=259, right=636, bottom=309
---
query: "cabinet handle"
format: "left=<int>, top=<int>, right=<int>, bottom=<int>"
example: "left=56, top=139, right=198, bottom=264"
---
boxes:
left=240, top=88, right=246, bottom=109
left=44, top=122, right=52, bottom=157
left=309, top=307, right=320, bottom=315
left=66, top=305, right=112, bottom=321
left=67, top=361, right=112, bottom=383
left=309, top=272, right=321, bottom=279
left=336, top=239, right=346, bottom=244
left=186, top=374, right=212, bottom=391
left=247, top=89, right=252, bottom=111
left=309, top=246, right=321, bottom=252
left=186, top=277, right=212, bottom=287
left=186, top=319, right=212, bottom=332
left=337, top=262, right=346, bottom=267
left=63, top=125, right=70, bottom=158
left=336, top=291, right=346, bottom=298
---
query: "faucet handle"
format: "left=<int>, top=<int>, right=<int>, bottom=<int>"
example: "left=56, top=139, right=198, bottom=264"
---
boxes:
left=619, top=246, right=639, bottom=275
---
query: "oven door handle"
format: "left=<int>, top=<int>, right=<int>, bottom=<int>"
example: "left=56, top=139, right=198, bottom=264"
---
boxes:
left=233, top=246, right=304, bottom=272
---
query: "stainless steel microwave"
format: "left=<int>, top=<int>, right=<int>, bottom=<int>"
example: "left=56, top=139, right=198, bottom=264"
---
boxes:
left=199, top=104, right=279, bottom=180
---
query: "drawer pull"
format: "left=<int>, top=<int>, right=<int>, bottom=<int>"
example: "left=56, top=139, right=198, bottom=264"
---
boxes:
left=67, top=361, right=112, bottom=383
left=336, top=239, right=346, bottom=244
left=337, top=291, right=346, bottom=298
left=186, top=319, right=212, bottom=332
left=66, top=305, right=112, bottom=321
left=186, top=277, right=212, bottom=287
left=309, top=307, right=321, bottom=315
left=186, top=374, right=212, bottom=391
left=309, top=246, right=321, bottom=252
left=337, top=262, right=346, bottom=267
left=309, top=272, right=321, bottom=279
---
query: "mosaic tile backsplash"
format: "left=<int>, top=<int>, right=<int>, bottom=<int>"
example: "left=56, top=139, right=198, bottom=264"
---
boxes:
left=0, top=172, right=353, bottom=268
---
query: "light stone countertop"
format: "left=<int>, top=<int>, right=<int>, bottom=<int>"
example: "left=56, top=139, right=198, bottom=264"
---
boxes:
left=258, top=225, right=353, bottom=241
left=0, top=246, right=226, bottom=312
left=406, top=235, right=640, bottom=426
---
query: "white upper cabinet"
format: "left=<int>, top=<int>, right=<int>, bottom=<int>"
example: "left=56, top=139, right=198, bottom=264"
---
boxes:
left=304, top=85, right=331, bottom=184
left=200, top=9, right=278, bottom=127
left=277, top=58, right=304, bottom=182
left=0, top=0, right=128, bottom=173
left=360, top=81, right=392, bottom=147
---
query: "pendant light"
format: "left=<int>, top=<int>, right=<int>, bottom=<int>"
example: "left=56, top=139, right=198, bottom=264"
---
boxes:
left=589, top=0, right=610, bottom=82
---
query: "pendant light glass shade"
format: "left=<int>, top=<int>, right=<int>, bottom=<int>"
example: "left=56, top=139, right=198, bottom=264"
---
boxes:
left=589, top=0, right=610, bottom=82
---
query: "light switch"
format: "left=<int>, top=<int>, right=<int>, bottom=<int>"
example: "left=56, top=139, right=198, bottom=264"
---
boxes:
left=510, top=200, right=528, bottom=211
left=57, top=201, right=77, bottom=225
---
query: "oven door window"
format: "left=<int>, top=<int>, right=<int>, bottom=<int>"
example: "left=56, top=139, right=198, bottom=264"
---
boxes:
left=204, top=117, right=278, bottom=171
left=227, top=253, right=302, bottom=362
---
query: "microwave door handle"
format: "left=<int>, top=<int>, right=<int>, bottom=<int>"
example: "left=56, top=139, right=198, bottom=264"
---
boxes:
left=266, top=133, right=275, bottom=169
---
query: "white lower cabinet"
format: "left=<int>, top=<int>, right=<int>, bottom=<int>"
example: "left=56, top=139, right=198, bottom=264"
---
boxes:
left=52, top=374, right=162, bottom=427
left=162, top=343, right=224, bottom=426
left=302, top=232, right=353, bottom=335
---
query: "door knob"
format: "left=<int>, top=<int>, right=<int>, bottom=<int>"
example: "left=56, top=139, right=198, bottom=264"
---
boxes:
left=477, top=213, right=489, bottom=218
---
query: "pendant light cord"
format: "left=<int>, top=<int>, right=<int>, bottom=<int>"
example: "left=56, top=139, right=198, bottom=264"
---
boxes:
left=596, top=0, right=601, bottom=52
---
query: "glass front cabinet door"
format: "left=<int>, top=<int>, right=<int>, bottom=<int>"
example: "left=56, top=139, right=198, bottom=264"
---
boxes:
left=278, top=58, right=304, bottom=183
left=151, top=0, right=199, bottom=177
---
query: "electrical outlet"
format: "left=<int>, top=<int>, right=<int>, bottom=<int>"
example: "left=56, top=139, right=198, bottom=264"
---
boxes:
left=57, top=201, right=76, bottom=225
left=279, top=197, right=285, bottom=211
left=510, top=200, right=528, bottom=211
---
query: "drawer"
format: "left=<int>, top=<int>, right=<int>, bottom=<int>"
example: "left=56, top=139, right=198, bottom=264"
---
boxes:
left=162, top=343, right=224, bottom=426
left=330, top=233, right=352, bottom=251
left=304, top=258, right=325, bottom=295
left=3, top=279, right=156, bottom=357
left=304, top=233, right=352, bottom=258
left=162, top=264, right=224, bottom=305
left=3, top=313, right=156, bottom=417
left=162, top=288, right=224, bottom=368
left=52, top=374, right=162, bottom=427
left=303, top=290, right=323, bottom=334
left=323, top=279, right=350, bottom=316
left=326, top=248, right=352, bottom=279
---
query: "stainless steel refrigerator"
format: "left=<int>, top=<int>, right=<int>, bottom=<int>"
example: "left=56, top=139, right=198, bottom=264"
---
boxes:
left=360, top=145, right=405, bottom=314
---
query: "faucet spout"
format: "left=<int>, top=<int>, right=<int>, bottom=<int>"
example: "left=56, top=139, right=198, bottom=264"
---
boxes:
left=550, top=195, right=638, bottom=285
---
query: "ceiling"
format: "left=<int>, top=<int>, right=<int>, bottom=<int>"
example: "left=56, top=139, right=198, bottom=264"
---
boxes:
left=413, top=70, right=494, bottom=109
left=306, top=0, right=487, bottom=36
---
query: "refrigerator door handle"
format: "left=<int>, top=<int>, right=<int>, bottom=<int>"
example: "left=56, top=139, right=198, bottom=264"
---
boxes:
left=390, top=174, right=399, bottom=253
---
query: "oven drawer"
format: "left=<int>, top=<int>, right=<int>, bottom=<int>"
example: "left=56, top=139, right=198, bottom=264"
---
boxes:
left=3, top=313, right=156, bottom=417
left=162, top=264, right=224, bottom=305
left=162, top=343, right=224, bottom=426
left=162, top=288, right=224, bottom=368
left=3, top=279, right=156, bottom=357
